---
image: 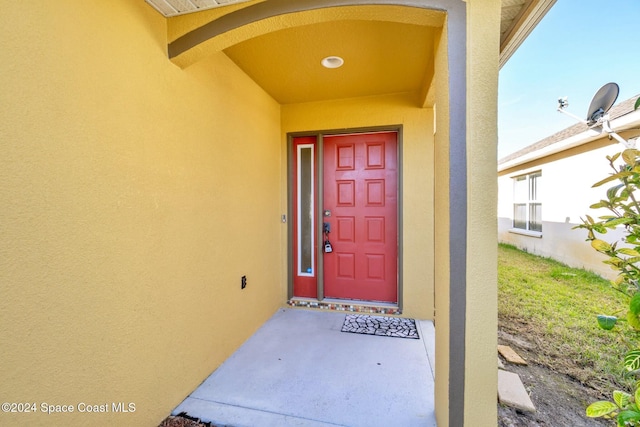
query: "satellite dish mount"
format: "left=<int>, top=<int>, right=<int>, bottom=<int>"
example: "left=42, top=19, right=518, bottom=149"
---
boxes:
left=557, top=82, right=634, bottom=148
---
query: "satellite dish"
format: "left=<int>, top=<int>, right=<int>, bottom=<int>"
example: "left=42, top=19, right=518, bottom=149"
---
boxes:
left=586, top=82, right=619, bottom=126
left=556, top=81, right=634, bottom=148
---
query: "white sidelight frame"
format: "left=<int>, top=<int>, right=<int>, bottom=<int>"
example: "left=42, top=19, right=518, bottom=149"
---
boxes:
left=297, top=144, right=315, bottom=277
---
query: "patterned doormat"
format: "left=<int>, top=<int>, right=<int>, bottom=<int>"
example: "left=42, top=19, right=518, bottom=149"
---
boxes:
left=341, top=314, right=419, bottom=339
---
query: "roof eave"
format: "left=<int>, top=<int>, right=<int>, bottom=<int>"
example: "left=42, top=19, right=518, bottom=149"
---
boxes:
left=499, top=0, right=556, bottom=69
left=498, top=108, right=640, bottom=172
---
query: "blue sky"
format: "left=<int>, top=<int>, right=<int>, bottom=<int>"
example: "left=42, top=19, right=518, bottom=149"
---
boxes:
left=498, top=0, right=640, bottom=159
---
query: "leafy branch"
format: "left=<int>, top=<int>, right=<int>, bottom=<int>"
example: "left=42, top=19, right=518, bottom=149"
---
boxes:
left=576, top=147, right=640, bottom=425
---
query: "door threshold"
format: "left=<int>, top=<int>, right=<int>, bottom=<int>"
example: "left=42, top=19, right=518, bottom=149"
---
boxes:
left=287, top=298, right=401, bottom=315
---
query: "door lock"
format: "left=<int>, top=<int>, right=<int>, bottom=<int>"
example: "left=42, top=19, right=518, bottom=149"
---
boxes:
left=323, top=222, right=332, bottom=253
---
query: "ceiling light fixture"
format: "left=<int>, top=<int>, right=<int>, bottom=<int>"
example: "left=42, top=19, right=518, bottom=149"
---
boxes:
left=321, top=56, right=344, bottom=69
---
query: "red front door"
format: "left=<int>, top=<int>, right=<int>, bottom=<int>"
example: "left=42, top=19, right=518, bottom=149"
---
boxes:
left=322, top=132, right=398, bottom=303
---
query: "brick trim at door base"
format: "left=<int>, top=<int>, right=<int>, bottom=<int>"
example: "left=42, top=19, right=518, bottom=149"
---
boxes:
left=287, top=298, right=402, bottom=315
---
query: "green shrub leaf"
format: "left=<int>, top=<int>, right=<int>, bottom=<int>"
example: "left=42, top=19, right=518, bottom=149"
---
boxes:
left=591, top=239, right=612, bottom=252
left=606, top=218, right=634, bottom=228
left=597, top=315, right=618, bottom=330
left=607, top=184, right=625, bottom=200
left=617, top=409, right=640, bottom=424
left=593, top=224, right=608, bottom=234
left=619, top=248, right=640, bottom=257
left=590, top=201, right=607, bottom=209
left=625, top=256, right=640, bottom=265
left=614, top=390, right=632, bottom=409
left=606, top=257, right=623, bottom=267
left=624, top=350, right=640, bottom=372
left=635, top=97, right=640, bottom=111
left=593, top=172, right=634, bottom=188
left=586, top=400, right=618, bottom=417
left=622, top=149, right=640, bottom=165
left=593, top=175, right=621, bottom=188
left=631, top=294, right=640, bottom=315
left=627, top=312, right=640, bottom=330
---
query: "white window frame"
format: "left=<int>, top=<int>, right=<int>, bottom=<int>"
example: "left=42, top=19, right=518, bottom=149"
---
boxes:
left=510, top=171, right=542, bottom=237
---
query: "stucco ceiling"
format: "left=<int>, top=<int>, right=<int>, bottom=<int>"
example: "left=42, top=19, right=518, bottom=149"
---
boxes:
left=223, top=19, right=437, bottom=104
left=147, top=0, right=555, bottom=105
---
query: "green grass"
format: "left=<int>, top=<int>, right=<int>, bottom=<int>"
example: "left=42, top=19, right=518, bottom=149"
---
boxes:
left=498, top=243, right=632, bottom=394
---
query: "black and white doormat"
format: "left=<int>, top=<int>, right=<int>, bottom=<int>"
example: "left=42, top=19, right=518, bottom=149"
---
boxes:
left=341, top=314, right=419, bottom=339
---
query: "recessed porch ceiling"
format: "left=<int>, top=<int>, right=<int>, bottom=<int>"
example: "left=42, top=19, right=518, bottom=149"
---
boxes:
left=146, top=0, right=555, bottom=105
left=223, top=19, right=436, bottom=104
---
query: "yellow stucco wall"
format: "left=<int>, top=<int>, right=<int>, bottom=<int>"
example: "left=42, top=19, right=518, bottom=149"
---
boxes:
left=282, top=93, right=435, bottom=320
left=0, top=1, right=282, bottom=426
left=465, top=0, right=501, bottom=424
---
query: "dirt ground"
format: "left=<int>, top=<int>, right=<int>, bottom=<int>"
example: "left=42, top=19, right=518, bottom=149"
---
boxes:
left=159, top=413, right=212, bottom=427
left=498, top=329, right=612, bottom=427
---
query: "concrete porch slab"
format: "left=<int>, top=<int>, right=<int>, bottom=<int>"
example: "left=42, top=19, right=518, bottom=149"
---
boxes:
left=172, top=308, right=436, bottom=427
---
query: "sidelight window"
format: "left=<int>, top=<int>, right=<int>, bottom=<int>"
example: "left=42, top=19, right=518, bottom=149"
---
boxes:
left=297, top=144, right=315, bottom=276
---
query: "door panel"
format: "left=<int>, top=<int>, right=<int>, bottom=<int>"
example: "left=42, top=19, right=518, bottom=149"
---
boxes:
left=323, top=132, right=398, bottom=302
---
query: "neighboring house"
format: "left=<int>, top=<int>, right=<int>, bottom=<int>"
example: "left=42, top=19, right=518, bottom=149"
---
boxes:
left=498, top=96, right=640, bottom=279
left=1, top=1, right=553, bottom=426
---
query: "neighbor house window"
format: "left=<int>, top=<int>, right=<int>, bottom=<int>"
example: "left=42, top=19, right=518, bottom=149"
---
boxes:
left=513, top=171, right=541, bottom=232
